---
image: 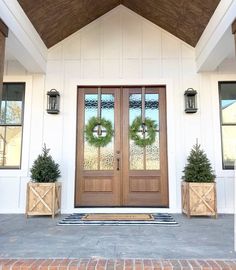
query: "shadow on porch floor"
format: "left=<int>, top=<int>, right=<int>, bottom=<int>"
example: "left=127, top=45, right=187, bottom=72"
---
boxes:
left=0, top=214, right=235, bottom=259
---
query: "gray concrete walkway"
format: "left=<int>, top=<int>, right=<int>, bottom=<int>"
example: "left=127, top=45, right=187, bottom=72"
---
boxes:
left=0, top=214, right=235, bottom=259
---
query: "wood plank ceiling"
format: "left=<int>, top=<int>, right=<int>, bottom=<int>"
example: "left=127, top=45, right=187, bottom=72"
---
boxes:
left=17, top=0, right=220, bottom=48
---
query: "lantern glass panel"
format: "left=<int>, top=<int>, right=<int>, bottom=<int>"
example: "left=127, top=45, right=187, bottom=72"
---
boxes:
left=187, top=95, right=195, bottom=109
left=50, top=96, right=57, bottom=110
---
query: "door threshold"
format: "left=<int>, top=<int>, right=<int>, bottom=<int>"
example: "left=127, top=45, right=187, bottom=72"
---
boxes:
left=72, top=208, right=173, bottom=214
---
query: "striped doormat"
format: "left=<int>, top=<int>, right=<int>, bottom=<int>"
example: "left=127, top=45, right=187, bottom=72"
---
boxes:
left=58, top=213, right=179, bottom=226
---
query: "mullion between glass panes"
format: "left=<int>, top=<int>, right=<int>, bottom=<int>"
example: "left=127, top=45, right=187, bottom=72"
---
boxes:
left=142, top=88, right=146, bottom=171
left=97, top=88, right=101, bottom=171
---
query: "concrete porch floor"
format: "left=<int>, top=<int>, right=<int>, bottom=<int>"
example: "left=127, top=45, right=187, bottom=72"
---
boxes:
left=0, top=214, right=235, bottom=259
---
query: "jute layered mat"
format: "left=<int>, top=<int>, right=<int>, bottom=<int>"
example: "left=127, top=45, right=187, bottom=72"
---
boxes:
left=58, top=213, right=178, bottom=226
left=82, top=213, right=154, bottom=221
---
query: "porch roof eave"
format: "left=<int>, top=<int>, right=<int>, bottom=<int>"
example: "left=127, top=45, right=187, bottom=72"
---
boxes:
left=0, top=0, right=47, bottom=73
left=196, top=0, right=236, bottom=72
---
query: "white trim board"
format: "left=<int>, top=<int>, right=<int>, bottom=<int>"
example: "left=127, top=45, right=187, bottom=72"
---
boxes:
left=69, top=208, right=180, bottom=214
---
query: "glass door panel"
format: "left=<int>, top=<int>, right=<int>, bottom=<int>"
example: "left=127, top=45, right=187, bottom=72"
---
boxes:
left=84, top=91, right=115, bottom=171
left=129, top=92, right=144, bottom=170
left=145, top=93, right=160, bottom=170
left=84, top=93, right=98, bottom=170
left=129, top=90, right=160, bottom=170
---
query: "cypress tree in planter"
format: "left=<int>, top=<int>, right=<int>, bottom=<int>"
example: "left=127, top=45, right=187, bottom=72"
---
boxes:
left=181, top=143, right=217, bottom=218
left=26, top=145, right=61, bottom=218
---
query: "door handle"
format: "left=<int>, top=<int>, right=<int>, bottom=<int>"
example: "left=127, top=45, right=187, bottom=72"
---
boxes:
left=117, top=158, right=120, bottom=171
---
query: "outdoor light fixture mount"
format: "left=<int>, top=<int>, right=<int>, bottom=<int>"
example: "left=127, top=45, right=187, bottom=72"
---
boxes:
left=184, top=88, right=197, bottom=113
left=47, top=89, right=60, bottom=114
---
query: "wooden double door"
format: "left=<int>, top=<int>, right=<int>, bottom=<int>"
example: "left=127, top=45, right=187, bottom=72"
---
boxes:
left=75, top=86, right=168, bottom=207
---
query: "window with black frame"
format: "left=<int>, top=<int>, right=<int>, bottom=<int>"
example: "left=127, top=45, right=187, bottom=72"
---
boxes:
left=219, top=82, right=236, bottom=169
left=0, top=83, right=25, bottom=168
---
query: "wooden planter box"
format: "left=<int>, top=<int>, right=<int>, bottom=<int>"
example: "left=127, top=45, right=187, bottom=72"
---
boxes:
left=26, top=182, right=61, bottom=218
left=181, top=181, right=217, bottom=218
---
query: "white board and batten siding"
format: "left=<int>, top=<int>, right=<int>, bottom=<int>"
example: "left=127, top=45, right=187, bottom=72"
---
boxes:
left=1, top=6, right=236, bottom=214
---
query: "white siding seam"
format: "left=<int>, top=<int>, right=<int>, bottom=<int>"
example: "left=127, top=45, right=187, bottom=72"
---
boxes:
left=120, top=9, right=123, bottom=79
left=27, top=75, right=34, bottom=175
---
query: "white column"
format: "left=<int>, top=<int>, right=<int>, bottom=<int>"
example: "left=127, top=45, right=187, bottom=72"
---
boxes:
left=234, top=160, right=236, bottom=251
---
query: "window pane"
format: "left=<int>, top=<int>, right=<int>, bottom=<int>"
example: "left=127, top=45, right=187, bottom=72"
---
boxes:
left=129, top=92, right=160, bottom=170
left=5, top=127, right=22, bottom=167
left=0, top=85, right=7, bottom=124
left=220, top=83, right=236, bottom=124
left=100, top=94, right=114, bottom=170
left=0, top=83, right=25, bottom=168
left=129, top=93, right=142, bottom=124
left=145, top=93, right=160, bottom=170
left=0, top=127, right=5, bottom=166
left=5, top=84, right=24, bottom=124
left=129, top=92, right=144, bottom=170
left=84, top=94, right=98, bottom=125
left=100, top=139, right=114, bottom=170
left=130, top=142, right=144, bottom=170
left=222, top=126, right=236, bottom=169
left=83, top=92, right=115, bottom=171
left=84, top=141, right=98, bottom=170
left=84, top=93, right=98, bottom=170
left=220, top=82, right=236, bottom=169
left=101, top=94, right=114, bottom=127
left=146, top=133, right=160, bottom=170
left=145, top=93, right=159, bottom=126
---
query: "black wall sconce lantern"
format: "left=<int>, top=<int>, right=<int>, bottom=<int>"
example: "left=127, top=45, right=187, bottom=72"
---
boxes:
left=184, top=88, right=197, bottom=113
left=47, top=89, right=60, bottom=114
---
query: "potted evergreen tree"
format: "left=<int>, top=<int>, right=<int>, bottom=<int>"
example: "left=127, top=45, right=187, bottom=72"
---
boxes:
left=26, top=145, right=61, bottom=218
left=181, top=143, right=217, bottom=218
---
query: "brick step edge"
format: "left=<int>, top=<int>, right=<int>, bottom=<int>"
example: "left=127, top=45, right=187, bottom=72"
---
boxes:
left=1, top=259, right=236, bottom=270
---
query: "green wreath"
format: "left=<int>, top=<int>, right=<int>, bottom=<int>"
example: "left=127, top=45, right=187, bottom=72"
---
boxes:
left=130, top=116, right=157, bottom=147
left=85, top=116, right=113, bottom=147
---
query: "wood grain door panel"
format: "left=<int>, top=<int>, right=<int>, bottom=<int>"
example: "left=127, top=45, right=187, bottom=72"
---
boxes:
left=83, top=178, right=113, bottom=192
left=129, top=177, right=160, bottom=192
